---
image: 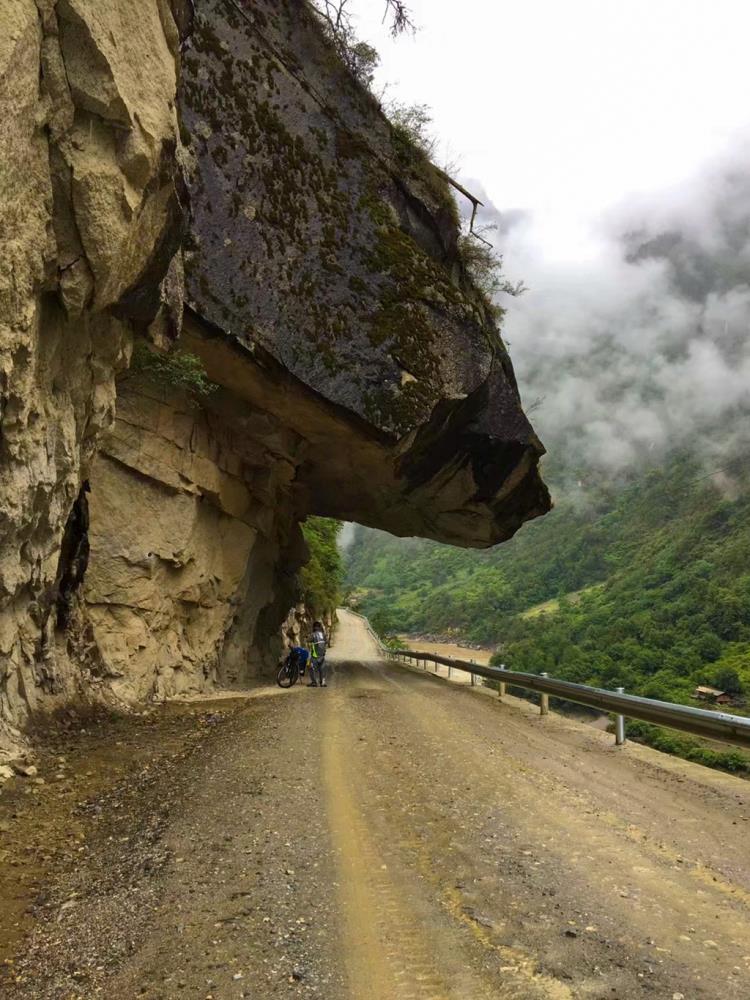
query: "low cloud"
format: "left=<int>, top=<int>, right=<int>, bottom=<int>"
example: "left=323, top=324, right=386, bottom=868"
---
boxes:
left=469, top=139, right=750, bottom=478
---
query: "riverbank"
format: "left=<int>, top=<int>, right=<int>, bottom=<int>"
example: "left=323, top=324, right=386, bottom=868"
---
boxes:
left=396, top=637, right=495, bottom=665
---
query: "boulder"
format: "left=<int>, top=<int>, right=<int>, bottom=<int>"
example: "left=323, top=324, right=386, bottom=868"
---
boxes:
left=178, top=0, right=550, bottom=547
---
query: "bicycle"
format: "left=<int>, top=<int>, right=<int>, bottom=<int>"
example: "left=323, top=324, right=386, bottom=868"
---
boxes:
left=276, top=649, right=306, bottom=688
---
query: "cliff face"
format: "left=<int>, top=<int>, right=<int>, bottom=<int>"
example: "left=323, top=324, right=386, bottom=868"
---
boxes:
left=0, top=0, right=549, bottom=753
left=180, top=0, right=548, bottom=545
left=0, top=0, right=187, bottom=750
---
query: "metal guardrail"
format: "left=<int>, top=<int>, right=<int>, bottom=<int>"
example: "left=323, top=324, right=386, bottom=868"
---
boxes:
left=387, top=648, right=750, bottom=751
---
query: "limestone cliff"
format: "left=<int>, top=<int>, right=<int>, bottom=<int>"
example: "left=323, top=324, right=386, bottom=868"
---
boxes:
left=84, top=373, right=308, bottom=698
left=0, top=0, right=188, bottom=752
left=0, top=0, right=550, bottom=755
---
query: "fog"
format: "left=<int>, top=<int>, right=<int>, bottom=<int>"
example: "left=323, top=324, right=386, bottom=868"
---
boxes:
left=338, top=522, right=357, bottom=550
left=335, top=0, right=750, bottom=480
left=474, top=140, right=750, bottom=475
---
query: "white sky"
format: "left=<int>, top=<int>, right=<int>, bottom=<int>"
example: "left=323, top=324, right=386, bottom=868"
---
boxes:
left=352, top=0, right=750, bottom=258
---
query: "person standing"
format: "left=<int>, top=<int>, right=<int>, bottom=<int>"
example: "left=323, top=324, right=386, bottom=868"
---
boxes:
left=308, top=620, right=328, bottom=688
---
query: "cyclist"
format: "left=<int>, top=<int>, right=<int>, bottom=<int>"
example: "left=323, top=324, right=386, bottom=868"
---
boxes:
left=309, top=621, right=328, bottom=688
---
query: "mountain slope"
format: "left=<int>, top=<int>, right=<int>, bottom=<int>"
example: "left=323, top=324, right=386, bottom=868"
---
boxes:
left=346, top=450, right=750, bottom=708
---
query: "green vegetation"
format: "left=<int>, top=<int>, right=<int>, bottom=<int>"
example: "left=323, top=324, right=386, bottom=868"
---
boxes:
left=622, top=721, right=750, bottom=774
left=457, top=224, right=527, bottom=308
left=387, top=102, right=436, bottom=158
left=128, top=342, right=217, bottom=401
left=383, top=633, right=408, bottom=651
left=311, top=2, right=413, bottom=87
left=346, top=451, right=750, bottom=772
left=300, top=517, right=344, bottom=619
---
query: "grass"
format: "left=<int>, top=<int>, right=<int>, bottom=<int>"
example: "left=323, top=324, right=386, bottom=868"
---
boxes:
left=520, top=583, right=605, bottom=620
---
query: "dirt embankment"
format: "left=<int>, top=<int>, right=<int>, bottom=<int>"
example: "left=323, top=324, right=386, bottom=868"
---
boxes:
left=0, top=700, right=249, bottom=970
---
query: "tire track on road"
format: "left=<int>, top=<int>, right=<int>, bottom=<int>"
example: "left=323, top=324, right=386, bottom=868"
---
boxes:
left=322, top=680, right=453, bottom=1000
left=321, top=662, right=572, bottom=1000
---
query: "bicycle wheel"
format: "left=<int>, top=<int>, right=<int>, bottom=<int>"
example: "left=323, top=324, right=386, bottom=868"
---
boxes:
left=276, top=662, right=298, bottom=688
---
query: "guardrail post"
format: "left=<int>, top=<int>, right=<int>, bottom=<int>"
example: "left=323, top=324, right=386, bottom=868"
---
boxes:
left=615, top=687, right=626, bottom=745
left=379, top=639, right=750, bottom=749
left=470, top=659, right=477, bottom=686
left=540, top=673, right=549, bottom=715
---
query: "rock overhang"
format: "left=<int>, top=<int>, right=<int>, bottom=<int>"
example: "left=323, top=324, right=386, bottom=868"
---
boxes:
left=177, top=0, right=551, bottom=547
left=0, top=0, right=550, bottom=748
left=183, top=313, right=550, bottom=548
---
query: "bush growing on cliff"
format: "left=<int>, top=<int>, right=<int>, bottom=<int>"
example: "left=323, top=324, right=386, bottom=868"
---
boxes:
left=458, top=224, right=527, bottom=306
left=311, top=1, right=413, bottom=86
left=128, top=342, right=218, bottom=401
left=388, top=102, right=437, bottom=158
left=300, top=517, right=344, bottom=618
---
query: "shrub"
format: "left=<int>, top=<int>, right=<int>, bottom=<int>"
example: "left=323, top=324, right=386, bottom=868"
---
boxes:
left=458, top=224, right=527, bottom=308
left=128, top=342, right=217, bottom=401
left=387, top=102, right=436, bottom=158
left=626, top=720, right=750, bottom=775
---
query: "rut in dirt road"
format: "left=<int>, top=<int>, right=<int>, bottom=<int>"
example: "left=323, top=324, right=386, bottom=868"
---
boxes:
left=3, top=610, right=750, bottom=999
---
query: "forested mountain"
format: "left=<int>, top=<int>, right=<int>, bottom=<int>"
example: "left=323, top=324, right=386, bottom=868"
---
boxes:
left=301, top=518, right=344, bottom=620
left=347, top=158, right=750, bottom=744
left=346, top=449, right=750, bottom=716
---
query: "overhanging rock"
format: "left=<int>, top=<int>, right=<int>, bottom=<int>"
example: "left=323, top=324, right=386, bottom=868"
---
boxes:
left=179, top=0, right=550, bottom=547
left=0, top=0, right=552, bottom=749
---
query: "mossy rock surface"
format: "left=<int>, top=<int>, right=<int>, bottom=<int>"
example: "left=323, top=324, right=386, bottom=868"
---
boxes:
left=178, top=0, right=550, bottom=546
left=182, top=0, right=498, bottom=432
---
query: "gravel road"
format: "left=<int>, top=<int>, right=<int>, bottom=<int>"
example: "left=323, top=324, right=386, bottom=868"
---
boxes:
left=2, top=610, right=749, bottom=999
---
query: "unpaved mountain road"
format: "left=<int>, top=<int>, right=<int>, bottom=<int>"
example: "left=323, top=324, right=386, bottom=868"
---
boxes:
left=3, top=610, right=750, bottom=999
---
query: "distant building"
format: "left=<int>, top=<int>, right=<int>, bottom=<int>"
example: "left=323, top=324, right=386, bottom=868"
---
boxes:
left=693, top=686, right=732, bottom=705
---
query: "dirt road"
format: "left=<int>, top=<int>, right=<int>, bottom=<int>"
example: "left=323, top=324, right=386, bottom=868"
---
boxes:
left=3, top=610, right=750, bottom=999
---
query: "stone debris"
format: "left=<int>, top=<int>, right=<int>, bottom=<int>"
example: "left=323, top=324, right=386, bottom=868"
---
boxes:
left=12, top=765, right=37, bottom=779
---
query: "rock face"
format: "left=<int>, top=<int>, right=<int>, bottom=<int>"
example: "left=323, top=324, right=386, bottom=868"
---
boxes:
left=84, top=376, right=308, bottom=697
left=0, top=0, right=187, bottom=749
left=180, top=0, right=548, bottom=546
left=0, top=0, right=550, bottom=748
